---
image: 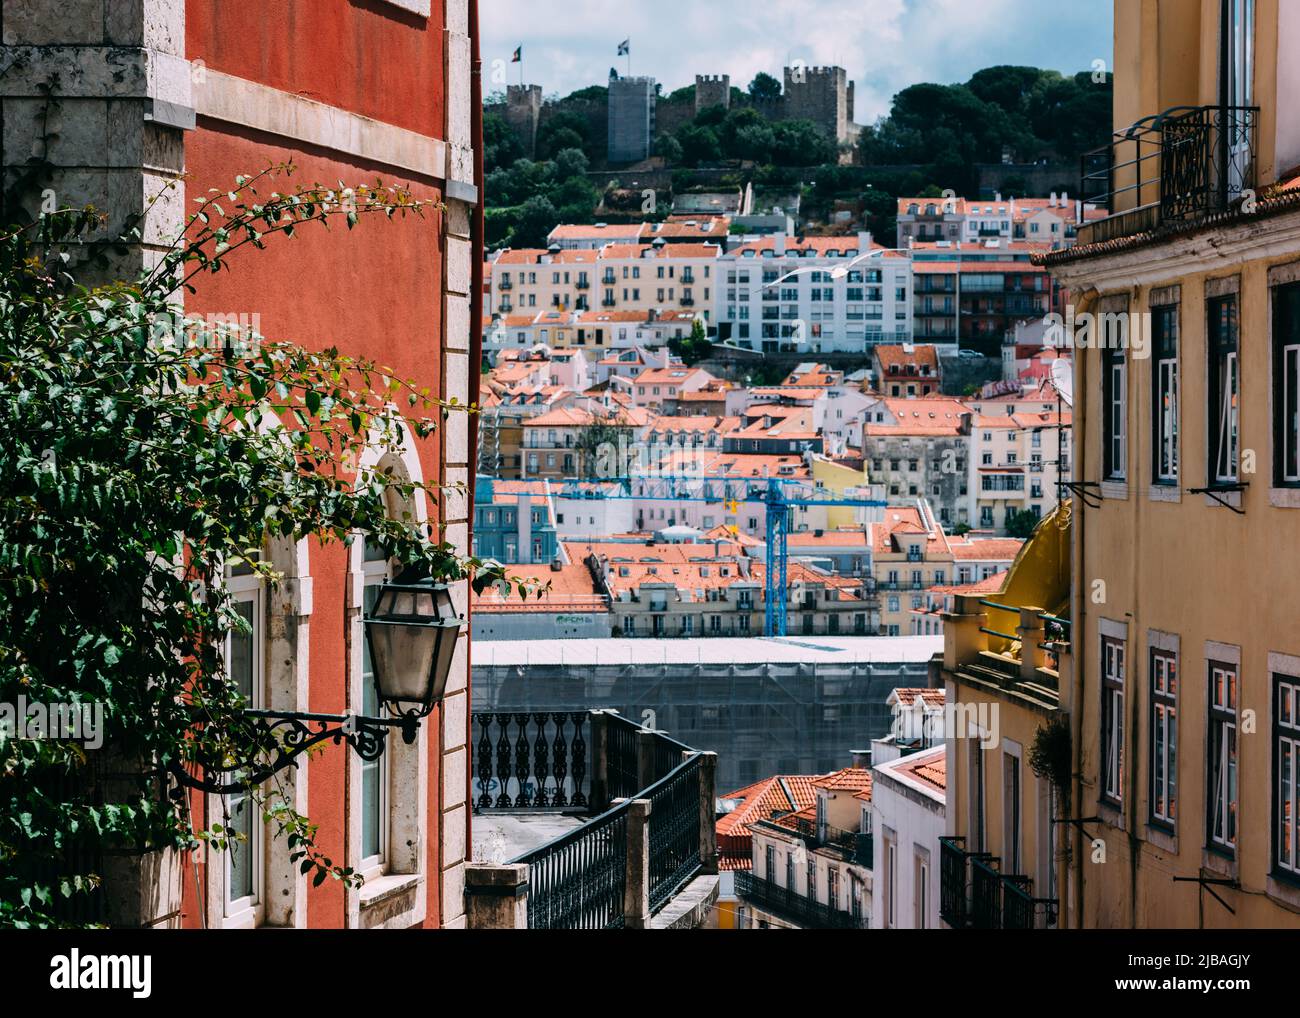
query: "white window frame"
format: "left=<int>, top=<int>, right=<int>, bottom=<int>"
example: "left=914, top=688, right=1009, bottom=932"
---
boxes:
left=1207, top=661, right=1239, bottom=855
left=1154, top=304, right=1179, bottom=484
left=1283, top=342, right=1300, bottom=483
left=1150, top=649, right=1178, bottom=828
left=1275, top=673, right=1300, bottom=877
left=221, top=568, right=266, bottom=927
left=1101, top=636, right=1125, bottom=806
left=359, top=546, right=391, bottom=878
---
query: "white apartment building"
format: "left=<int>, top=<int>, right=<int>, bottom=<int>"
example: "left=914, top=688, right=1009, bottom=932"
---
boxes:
left=871, top=743, right=946, bottom=930
left=715, top=234, right=913, bottom=354
left=967, top=413, right=1072, bottom=532
left=487, top=242, right=720, bottom=322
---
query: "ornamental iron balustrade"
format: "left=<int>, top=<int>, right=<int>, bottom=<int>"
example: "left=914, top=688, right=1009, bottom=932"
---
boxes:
left=646, top=755, right=704, bottom=913
left=1080, top=105, right=1258, bottom=243
left=970, top=855, right=1003, bottom=929
left=522, top=802, right=629, bottom=929
left=734, top=870, right=870, bottom=929
left=472, top=709, right=711, bottom=929
left=471, top=711, right=590, bottom=811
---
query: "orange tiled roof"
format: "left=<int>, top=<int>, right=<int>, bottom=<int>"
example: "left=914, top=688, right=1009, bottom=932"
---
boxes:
left=875, top=343, right=940, bottom=374
left=894, top=746, right=947, bottom=794
left=949, top=538, right=1024, bottom=561
left=813, top=767, right=873, bottom=794
left=890, top=687, right=946, bottom=708
left=864, top=396, right=971, bottom=437
left=716, top=775, right=822, bottom=839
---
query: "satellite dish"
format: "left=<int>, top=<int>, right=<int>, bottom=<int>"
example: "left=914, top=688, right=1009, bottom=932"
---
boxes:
left=1050, top=357, right=1074, bottom=408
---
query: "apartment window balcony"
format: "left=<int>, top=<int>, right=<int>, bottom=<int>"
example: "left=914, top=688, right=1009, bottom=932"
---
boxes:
left=681, top=296, right=695, bottom=307
left=734, top=870, right=869, bottom=929
left=602, top=274, right=617, bottom=285
left=602, top=297, right=617, bottom=307
left=575, top=278, right=591, bottom=289
left=784, top=817, right=869, bottom=863
left=498, top=279, right=513, bottom=290
left=469, top=711, right=716, bottom=929
left=499, top=302, right=514, bottom=312
left=1079, top=104, right=1258, bottom=245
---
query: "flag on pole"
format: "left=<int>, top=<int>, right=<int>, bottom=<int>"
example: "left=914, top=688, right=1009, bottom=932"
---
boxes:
left=511, top=45, right=522, bottom=62
left=617, top=39, right=630, bottom=56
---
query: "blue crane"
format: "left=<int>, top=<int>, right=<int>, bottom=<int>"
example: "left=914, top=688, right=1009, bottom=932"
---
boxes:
left=549, top=473, right=886, bottom=637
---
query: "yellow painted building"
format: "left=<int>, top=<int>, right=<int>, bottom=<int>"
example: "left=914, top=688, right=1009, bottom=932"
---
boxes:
left=1040, top=0, right=1300, bottom=927
left=939, top=503, right=1070, bottom=929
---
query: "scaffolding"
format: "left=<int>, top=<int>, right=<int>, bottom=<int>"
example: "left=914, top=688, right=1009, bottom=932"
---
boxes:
left=472, top=636, right=941, bottom=791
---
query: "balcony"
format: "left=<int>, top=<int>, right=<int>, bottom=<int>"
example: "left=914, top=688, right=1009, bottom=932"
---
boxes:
left=498, top=279, right=513, bottom=290
left=575, top=278, right=591, bottom=289
left=939, top=837, right=1057, bottom=929
left=466, top=710, right=718, bottom=929
left=783, top=817, right=872, bottom=866
left=734, top=871, right=869, bottom=929
left=1079, top=104, right=1258, bottom=246
left=601, top=297, right=617, bottom=307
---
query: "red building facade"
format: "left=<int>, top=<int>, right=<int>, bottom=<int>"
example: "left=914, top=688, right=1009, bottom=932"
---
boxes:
left=0, top=0, right=481, bottom=928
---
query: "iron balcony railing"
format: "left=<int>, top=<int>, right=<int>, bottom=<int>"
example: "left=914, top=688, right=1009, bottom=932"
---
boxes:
left=785, top=817, right=866, bottom=860
left=734, top=870, right=870, bottom=929
left=1079, top=104, right=1258, bottom=244
left=471, top=710, right=707, bottom=929
left=1002, top=873, right=1059, bottom=930
left=472, top=711, right=591, bottom=810
left=939, top=836, right=1057, bottom=930
left=970, top=856, right=1004, bottom=929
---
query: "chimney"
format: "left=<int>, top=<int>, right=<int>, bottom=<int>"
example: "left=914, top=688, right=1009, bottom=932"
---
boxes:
left=851, top=748, right=872, bottom=769
left=1049, top=191, right=1058, bottom=208
left=773, top=233, right=786, bottom=255
left=994, top=191, right=1002, bottom=202
left=1060, top=191, right=1069, bottom=205
left=857, top=230, right=872, bottom=251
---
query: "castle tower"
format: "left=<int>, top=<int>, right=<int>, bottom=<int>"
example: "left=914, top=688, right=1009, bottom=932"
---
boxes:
left=782, top=65, right=851, bottom=145
left=505, top=83, right=543, bottom=158
left=695, top=74, right=731, bottom=114
left=607, top=72, right=656, bottom=164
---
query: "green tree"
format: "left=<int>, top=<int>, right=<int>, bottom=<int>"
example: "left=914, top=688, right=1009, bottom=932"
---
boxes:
left=0, top=168, right=523, bottom=927
left=483, top=112, right=523, bottom=173
left=748, top=71, right=782, bottom=102
left=1005, top=509, right=1043, bottom=539
left=537, top=126, right=584, bottom=161
left=675, top=123, right=722, bottom=165
left=668, top=318, right=712, bottom=365
left=771, top=120, right=834, bottom=166
left=511, top=194, right=559, bottom=247
left=653, top=133, right=683, bottom=163
left=551, top=146, right=589, bottom=181
left=536, top=110, right=593, bottom=161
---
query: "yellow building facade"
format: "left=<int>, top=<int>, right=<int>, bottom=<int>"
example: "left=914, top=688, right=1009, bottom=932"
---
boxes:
left=1041, top=0, right=1300, bottom=927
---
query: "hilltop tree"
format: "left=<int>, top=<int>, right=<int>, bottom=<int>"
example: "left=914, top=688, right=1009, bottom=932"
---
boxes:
left=748, top=71, right=782, bottom=102
left=483, top=112, right=523, bottom=173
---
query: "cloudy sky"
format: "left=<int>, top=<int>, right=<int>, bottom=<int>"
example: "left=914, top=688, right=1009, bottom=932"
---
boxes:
left=481, top=0, right=1113, bottom=122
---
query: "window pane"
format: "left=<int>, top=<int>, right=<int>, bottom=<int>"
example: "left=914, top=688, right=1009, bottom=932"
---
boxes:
left=361, top=584, right=383, bottom=860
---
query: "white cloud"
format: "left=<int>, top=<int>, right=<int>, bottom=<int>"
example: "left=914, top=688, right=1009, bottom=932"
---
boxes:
left=483, top=0, right=1111, bottom=121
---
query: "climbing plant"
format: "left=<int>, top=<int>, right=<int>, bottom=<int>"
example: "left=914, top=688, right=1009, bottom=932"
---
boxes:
left=0, top=166, right=524, bottom=926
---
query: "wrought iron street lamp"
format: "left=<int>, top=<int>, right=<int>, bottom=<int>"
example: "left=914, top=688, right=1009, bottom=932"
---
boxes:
left=363, top=566, right=464, bottom=741
left=170, top=565, right=465, bottom=795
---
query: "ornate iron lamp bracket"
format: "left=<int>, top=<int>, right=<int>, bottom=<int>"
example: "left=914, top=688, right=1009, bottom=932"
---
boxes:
left=168, top=709, right=414, bottom=795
